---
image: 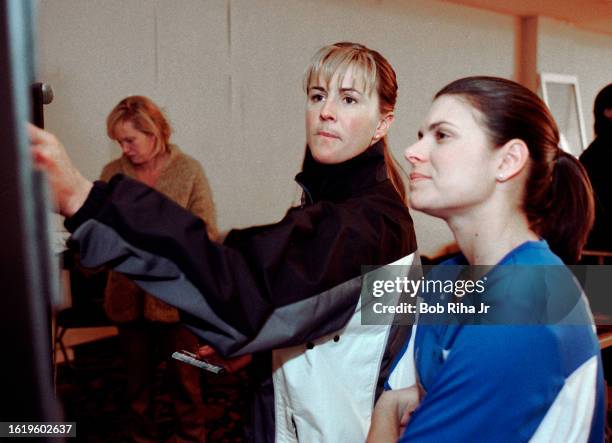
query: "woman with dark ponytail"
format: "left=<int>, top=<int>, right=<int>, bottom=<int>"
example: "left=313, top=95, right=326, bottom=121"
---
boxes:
left=368, top=77, right=604, bottom=442
left=410, top=75, right=595, bottom=265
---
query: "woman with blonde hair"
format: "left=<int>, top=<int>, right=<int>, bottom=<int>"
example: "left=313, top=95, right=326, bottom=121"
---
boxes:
left=31, top=42, right=418, bottom=442
left=101, top=96, right=217, bottom=443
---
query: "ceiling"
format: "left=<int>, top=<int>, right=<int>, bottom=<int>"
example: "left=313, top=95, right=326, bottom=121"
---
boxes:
left=442, top=0, right=612, bottom=36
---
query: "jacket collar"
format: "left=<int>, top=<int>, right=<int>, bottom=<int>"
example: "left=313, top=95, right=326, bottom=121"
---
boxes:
left=295, top=140, right=388, bottom=204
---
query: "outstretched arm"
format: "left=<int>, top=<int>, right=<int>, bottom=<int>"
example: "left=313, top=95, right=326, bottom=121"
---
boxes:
left=31, top=125, right=415, bottom=358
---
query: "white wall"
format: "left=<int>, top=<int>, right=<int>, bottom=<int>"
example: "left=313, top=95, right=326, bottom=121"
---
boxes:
left=36, top=0, right=611, bottom=257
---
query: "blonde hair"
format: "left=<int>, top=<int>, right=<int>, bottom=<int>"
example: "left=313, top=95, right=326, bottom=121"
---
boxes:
left=106, top=96, right=172, bottom=154
left=303, top=42, right=406, bottom=201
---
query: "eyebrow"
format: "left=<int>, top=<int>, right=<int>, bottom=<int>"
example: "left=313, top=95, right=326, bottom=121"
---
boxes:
left=418, top=120, right=457, bottom=136
left=308, top=86, right=363, bottom=95
left=309, top=86, right=326, bottom=93
left=340, top=87, right=363, bottom=95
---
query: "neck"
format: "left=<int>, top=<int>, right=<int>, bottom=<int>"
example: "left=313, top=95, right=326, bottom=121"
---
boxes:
left=296, top=141, right=386, bottom=203
left=445, top=200, right=538, bottom=265
left=132, top=147, right=170, bottom=185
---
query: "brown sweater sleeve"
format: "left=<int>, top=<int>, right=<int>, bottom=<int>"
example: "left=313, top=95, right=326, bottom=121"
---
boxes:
left=187, top=161, right=218, bottom=242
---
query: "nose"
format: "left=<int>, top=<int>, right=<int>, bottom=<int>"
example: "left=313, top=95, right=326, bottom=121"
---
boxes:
left=320, top=98, right=336, bottom=121
left=404, top=139, right=427, bottom=166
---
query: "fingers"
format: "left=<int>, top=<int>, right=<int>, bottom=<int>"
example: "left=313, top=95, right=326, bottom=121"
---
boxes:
left=27, top=122, right=56, bottom=145
left=195, top=346, right=252, bottom=373
left=398, top=385, right=420, bottom=426
left=28, top=123, right=59, bottom=169
left=27, top=122, right=43, bottom=142
left=225, top=354, right=252, bottom=373
left=399, top=408, right=412, bottom=426
left=197, top=345, right=216, bottom=358
left=25, top=124, right=93, bottom=217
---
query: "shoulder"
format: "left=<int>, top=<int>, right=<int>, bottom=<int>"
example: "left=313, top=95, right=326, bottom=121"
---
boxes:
left=438, top=241, right=562, bottom=266
left=228, top=187, right=416, bottom=261
left=165, top=145, right=206, bottom=179
left=580, top=137, right=612, bottom=175
left=500, top=240, right=562, bottom=265
left=319, top=185, right=413, bottom=239
left=439, top=255, right=465, bottom=265
left=339, top=181, right=413, bottom=229
left=168, top=145, right=199, bottom=168
left=301, top=188, right=416, bottom=259
left=457, top=325, right=558, bottom=360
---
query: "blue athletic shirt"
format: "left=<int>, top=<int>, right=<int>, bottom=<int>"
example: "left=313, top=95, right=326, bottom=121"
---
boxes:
left=389, top=240, right=605, bottom=442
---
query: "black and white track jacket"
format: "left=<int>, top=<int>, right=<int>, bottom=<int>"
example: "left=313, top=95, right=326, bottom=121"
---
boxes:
left=66, top=141, right=419, bottom=442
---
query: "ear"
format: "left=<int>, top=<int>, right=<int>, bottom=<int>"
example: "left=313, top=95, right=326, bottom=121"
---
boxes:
left=495, top=138, right=529, bottom=182
left=371, top=112, right=394, bottom=145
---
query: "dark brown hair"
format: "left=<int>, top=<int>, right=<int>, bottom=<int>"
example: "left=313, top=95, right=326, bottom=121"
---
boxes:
left=304, top=42, right=406, bottom=201
left=435, top=76, right=594, bottom=263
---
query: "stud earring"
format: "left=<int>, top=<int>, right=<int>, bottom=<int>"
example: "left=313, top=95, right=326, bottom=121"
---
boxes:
left=497, top=174, right=504, bottom=181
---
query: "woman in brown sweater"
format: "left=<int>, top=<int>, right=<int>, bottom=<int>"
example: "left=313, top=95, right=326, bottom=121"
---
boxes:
left=102, top=96, right=217, bottom=443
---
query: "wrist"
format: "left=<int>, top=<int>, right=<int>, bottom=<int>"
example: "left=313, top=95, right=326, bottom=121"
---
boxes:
left=63, top=178, right=93, bottom=217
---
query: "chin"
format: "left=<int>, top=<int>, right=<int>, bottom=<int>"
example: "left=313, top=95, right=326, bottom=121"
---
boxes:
left=409, top=201, right=428, bottom=213
left=408, top=193, right=426, bottom=210
left=408, top=197, right=441, bottom=217
left=310, top=148, right=340, bottom=164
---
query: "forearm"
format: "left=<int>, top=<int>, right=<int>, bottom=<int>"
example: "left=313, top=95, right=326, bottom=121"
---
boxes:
left=367, top=408, right=401, bottom=443
left=368, top=385, right=421, bottom=443
left=65, top=175, right=270, bottom=335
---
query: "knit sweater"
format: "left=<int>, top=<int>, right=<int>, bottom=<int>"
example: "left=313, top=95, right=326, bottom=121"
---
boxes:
left=100, top=144, right=217, bottom=322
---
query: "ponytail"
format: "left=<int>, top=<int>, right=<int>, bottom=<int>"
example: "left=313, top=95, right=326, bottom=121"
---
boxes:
left=382, top=138, right=407, bottom=203
left=538, top=151, right=595, bottom=263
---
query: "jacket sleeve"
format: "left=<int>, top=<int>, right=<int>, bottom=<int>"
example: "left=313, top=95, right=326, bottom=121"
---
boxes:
left=65, top=175, right=413, bottom=356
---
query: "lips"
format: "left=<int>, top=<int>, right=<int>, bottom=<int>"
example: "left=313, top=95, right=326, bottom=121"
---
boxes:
left=409, top=172, right=431, bottom=182
left=317, top=130, right=341, bottom=140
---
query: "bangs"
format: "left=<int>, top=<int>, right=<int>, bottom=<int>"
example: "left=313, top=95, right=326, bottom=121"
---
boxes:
left=303, top=45, right=378, bottom=96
